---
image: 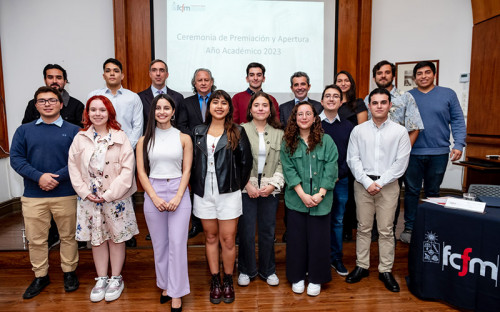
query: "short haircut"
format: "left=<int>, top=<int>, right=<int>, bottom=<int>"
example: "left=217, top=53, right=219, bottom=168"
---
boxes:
left=368, top=87, right=391, bottom=104
left=191, top=68, right=216, bottom=93
left=321, top=84, right=343, bottom=101
left=149, top=59, right=168, bottom=72
left=413, top=61, right=436, bottom=77
left=372, top=60, right=395, bottom=78
left=43, top=64, right=67, bottom=81
left=34, top=86, right=63, bottom=103
left=246, top=62, right=265, bottom=76
left=290, top=71, right=310, bottom=87
left=103, top=58, right=123, bottom=71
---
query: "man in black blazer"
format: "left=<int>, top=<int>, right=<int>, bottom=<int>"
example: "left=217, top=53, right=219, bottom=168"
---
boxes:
left=138, top=59, right=184, bottom=130
left=279, top=71, right=323, bottom=127
left=177, top=68, right=216, bottom=238
left=177, top=68, right=215, bottom=136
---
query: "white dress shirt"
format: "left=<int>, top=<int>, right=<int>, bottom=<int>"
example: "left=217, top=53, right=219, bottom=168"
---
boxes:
left=87, top=87, right=143, bottom=148
left=347, top=118, right=411, bottom=189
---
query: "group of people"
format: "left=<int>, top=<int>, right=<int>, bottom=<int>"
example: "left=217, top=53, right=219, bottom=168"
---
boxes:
left=10, top=58, right=466, bottom=311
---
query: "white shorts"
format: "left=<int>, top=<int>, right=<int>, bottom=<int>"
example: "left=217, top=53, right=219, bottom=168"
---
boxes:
left=193, top=171, right=242, bottom=220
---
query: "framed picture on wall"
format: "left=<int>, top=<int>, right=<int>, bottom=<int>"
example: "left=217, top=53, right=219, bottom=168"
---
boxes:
left=395, top=60, right=439, bottom=92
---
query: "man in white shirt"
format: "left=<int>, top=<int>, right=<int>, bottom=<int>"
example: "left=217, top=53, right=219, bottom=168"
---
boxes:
left=345, top=88, right=411, bottom=292
left=87, top=58, right=143, bottom=149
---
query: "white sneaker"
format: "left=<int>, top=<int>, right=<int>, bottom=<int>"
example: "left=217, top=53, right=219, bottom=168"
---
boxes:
left=307, top=283, right=321, bottom=296
left=292, top=280, right=305, bottom=294
left=90, top=276, right=108, bottom=302
left=237, top=273, right=250, bottom=286
left=105, top=275, right=124, bottom=302
left=266, top=273, right=279, bottom=286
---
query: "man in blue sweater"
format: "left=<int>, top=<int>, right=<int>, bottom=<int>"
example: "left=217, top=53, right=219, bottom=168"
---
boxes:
left=401, top=61, right=466, bottom=243
left=319, top=84, right=354, bottom=277
left=11, top=86, right=80, bottom=299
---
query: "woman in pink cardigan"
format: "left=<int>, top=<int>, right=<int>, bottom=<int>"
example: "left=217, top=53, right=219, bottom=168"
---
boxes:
left=68, top=95, right=138, bottom=303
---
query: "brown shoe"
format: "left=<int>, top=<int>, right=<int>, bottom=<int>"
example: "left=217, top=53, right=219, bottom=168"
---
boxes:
left=210, top=273, right=222, bottom=304
left=222, top=273, right=235, bottom=303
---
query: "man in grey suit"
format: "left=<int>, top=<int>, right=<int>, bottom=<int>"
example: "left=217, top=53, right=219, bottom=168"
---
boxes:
left=279, top=71, right=323, bottom=127
left=138, top=59, right=184, bottom=129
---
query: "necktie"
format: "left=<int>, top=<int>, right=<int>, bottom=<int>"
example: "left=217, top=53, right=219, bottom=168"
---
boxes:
left=158, top=90, right=164, bottom=95
left=201, top=96, right=207, bottom=122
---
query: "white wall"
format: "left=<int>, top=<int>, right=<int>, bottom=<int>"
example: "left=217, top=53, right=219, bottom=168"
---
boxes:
left=370, top=0, right=473, bottom=190
left=0, top=0, right=115, bottom=201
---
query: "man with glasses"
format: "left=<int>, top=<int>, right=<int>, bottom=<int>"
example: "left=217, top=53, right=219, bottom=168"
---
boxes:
left=319, top=84, right=354, bottom=277
left=11, top=86, right=81, bottom=299
left=22, top=64, right=85, bottom=250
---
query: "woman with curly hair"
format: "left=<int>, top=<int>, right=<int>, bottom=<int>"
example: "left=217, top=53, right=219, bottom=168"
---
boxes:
left=190, top=90, right=253, bottom=304
left=280, top=101, right=338, bottom=297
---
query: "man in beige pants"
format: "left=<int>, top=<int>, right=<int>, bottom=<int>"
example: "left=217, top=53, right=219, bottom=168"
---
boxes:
left=10, top=86, right=80, bottom=299
left=345, top=88, right=411, bottom=292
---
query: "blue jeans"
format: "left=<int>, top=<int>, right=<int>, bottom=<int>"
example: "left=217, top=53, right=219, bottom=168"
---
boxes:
left=330, top=177, right=348, bottom=262
left=238, top=193, right=279, bottom=278
left=404, top=154, right=448, bottom=230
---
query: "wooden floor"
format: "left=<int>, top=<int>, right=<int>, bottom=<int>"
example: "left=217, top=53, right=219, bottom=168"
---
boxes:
left=0, top=199, right=460, bottom=311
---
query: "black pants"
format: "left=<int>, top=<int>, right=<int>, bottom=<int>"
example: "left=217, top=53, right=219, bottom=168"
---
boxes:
left=286, top=209, right=331, bottom=284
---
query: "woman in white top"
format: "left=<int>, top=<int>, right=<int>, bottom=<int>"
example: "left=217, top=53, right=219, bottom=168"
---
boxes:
left=136, top=94, right=193, bottom=312
left=190, top=90, right=253, bottom=304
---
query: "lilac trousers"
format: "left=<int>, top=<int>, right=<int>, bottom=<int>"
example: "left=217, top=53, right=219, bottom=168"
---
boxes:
left=144, top=177, right=191, bottom=298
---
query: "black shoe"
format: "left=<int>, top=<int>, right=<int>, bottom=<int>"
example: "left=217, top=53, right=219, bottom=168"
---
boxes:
left=282, top=231, right=287, bottom=243
left=379, top=272, right=400, bottom=292
left=331, top=259, right=349, bottom=276
left=77, top=241, right=87, bottom=249
left=171, top=304, right=182, bottom=312
left=146, top=234, right=151, bottom=241
left=188, top=225, right=202, bottom=239
left=125, top=236, right=137, bottom=247
left=160, top=293, right=171, bottom=304
left=345, top=266, right=369, bottom=283
left=63, top=271, right=79, bottom=292
left=23, top=275, right=50, bottom=299
left=343, top=231, right=352, bottom=242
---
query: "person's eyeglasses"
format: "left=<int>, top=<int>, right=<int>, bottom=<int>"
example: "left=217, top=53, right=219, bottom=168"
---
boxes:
left=36, top=98, right=59, bottom=105
left=297, top=112, right=313, bottom=117
left=324, top=94, right=340, bottom=100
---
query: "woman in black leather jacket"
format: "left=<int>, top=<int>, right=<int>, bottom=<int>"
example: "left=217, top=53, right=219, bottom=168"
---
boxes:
left=190, top=90, right=252, bottom=304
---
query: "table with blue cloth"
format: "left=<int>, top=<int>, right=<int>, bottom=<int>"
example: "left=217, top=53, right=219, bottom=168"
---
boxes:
left=408, top=201, right=500, bottom=312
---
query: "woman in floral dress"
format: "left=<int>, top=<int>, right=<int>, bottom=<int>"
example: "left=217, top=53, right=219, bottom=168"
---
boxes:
left=68, top=95, right=138, bottom=303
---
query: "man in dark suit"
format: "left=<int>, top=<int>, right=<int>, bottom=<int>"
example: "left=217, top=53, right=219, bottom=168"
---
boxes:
left=177, top=68, right=215, bottom=136
left=177, top=68, right=216, bottom=238
left=278, top=71, right=323, bottom=243
left=279, top=71, right=323, bottom=127
left=138, top=59, right=184, bottom=129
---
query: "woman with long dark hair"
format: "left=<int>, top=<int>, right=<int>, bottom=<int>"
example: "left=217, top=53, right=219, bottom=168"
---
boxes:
left=237, top=91, right=284, bottom=287
left=335, top=71, right=367, bottom=242
left=136, top=94, right=192, bottom=312
left=280, top=101, right=338, bottom=297
left=190, top=90, right=252, bottom=304
left=335, top=70, right=368, bottom=126
left=68, top=95, right=138, bottom=302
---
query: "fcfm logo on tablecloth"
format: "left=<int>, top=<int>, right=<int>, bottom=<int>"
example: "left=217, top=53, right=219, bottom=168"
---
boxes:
left=423, top=231, right=499, bottom=287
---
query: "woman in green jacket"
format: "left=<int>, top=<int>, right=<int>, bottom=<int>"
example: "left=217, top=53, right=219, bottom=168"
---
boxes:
left=280, top=101, right=338, bottom=297
left=238, top=91, right=284, bottom=288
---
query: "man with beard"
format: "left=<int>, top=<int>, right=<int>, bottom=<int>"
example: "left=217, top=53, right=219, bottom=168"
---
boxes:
left=23, top=64, right=84, bottom=127
left=22, top=64, right=85, bottom=250
left=363, top=60, right=424, bottom=243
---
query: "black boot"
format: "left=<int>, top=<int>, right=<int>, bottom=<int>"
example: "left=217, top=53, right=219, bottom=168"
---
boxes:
left=222, top=273, right=235, bottom=303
